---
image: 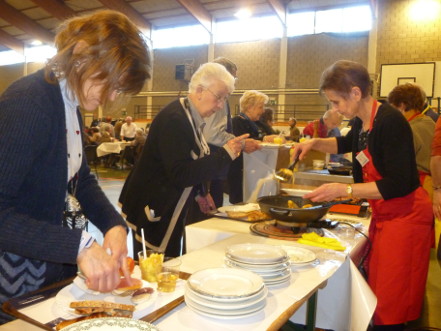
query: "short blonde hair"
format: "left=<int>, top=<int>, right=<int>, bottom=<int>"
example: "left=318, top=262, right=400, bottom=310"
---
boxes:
left=188, top=62, right=235, bottom=94
left=240, top=90, right=269, bottom=112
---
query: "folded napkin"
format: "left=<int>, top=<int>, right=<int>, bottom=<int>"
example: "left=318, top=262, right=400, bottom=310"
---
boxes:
left=298, top=232, right=346, bottom=251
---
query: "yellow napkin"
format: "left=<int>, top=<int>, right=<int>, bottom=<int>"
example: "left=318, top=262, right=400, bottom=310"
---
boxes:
left=298, top=232, right=346, bottom=251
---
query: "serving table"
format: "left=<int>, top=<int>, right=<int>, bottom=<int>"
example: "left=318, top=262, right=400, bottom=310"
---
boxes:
left=1, top=215, right=375, bottom=331
left=96, top=141, right=131, bottom=158
left=182, top=216, right=376, bottom=331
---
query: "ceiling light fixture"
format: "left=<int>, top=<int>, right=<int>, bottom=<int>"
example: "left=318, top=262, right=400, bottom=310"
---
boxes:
left=409, top=0, right=441, bottom=21
left=30, top=40, right=43, bottom=46
left=234, top=8, right=252, bottom=20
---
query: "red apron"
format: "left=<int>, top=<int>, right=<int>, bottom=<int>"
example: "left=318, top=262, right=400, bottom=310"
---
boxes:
left=361, top=101, right=433, bottom=325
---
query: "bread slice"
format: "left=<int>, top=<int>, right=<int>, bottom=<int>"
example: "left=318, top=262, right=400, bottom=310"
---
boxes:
left=70, top=300, right=135, bottom=317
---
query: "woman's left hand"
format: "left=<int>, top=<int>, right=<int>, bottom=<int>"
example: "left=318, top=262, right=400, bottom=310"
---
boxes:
left=196, top=193, right=216, bottom=214
left=303, top=183, right=346, bottom=202
left=102, top=226, right=129, bottom=279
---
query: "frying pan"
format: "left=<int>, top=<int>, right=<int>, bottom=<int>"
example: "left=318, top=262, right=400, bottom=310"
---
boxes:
left=327, top=165, right=352, bottom=176
left=257, top=195, right=350, bottom=224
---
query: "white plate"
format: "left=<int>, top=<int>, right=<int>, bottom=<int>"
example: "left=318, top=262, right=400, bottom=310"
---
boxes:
left=61, top=317, right=160, bottom=330
left=187, top=268, right=264, bottom=298
left=260, top=143, right=289, bottom=149
left=53, top=278, right=157, bottom=320
left=217, top=203, right=260, bottom=214
left=226, top=243, right=288, bottom=264
left=224, top=258, right=290, bottom=273
left=225, top=256, right=291, bottom=268
left=186, top=300, right=265, bottom=320
left=186, top=283, right=266, bottom=303
left=280, top=246, right=317, bottom=264
left=185, top=285, right=268, bottom=310
left=280, top=188, right=313, bottom=197
left=185, top=294, right=266, bottom=316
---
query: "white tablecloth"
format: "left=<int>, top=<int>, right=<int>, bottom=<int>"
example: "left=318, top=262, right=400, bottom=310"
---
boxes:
left=180, top=218, right=376, bottom=331
left=96, top=141, right=131, bottom=157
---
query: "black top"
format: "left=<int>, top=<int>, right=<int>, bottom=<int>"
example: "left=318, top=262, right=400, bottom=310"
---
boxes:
left=336, top=102, right=420, bottom=200
left=232, top=115, right=265, bottom=140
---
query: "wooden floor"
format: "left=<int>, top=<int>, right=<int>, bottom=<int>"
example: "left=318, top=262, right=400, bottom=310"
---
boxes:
left=94, top=164, right=441, bottom=331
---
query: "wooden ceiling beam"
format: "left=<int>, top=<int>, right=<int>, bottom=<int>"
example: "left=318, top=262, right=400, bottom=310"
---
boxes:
left=97, top=0, right=152, bottom=36
left=0, top=1, right=54, bottom=44
left=267, top=0, right=286, bottom=26
left=175, top=0, right=212, bottom=33
left=0, top=29, right=24, bottom=54
left=29, top=0, right=76, bottom=20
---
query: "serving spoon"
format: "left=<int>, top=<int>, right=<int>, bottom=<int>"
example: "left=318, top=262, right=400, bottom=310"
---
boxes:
left=274, top=153, right=300, bottom=183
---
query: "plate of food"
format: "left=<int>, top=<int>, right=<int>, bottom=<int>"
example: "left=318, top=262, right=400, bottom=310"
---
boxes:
left=53, top=275, right=157, bottom=324
left=216, top=204, right=271, bottom=222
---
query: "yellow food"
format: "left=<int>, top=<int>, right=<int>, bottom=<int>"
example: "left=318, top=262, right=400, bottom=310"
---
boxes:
left=287, top=200, right=298, bottom=209
left=302, top=204, right=313, bottom=209
left=140, top=253, right=163, bottom=282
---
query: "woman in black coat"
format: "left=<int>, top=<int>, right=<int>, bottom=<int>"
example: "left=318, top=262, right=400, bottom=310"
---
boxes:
left=120, top=63, right=248, bottom=257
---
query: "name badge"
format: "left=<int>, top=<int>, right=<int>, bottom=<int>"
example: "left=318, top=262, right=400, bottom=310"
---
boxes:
left=356, top=151, right=369, bottom=167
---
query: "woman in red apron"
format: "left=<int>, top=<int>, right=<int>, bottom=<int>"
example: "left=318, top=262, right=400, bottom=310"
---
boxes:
left=294, top=60, right=433, bottom=330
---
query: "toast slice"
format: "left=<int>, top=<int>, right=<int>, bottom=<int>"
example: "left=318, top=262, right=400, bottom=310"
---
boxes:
left=70, top=300, right=135, bottom=317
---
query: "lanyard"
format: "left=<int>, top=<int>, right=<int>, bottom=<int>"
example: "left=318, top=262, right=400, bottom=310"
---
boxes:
left=407, top=112, right=421, bottom=122
left=368, top=99, right=378, bottom=131
left=182, top=98, right=210, bottom=157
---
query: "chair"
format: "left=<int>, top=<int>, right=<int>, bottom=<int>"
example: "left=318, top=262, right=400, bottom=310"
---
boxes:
left=84, top=145, right=99, bottom=178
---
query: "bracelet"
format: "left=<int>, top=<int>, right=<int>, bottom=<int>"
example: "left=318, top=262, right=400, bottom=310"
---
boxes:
left=433, top=185, right=441, bottom=191
left=78, top=231, right=95, bottom=254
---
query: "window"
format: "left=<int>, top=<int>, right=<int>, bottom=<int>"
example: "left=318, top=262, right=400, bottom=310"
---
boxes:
left=152, top=25, right=210, bottom=49
left=287, top=5, right=372, bottom=37
left=287, top=11, right=315, bottom=37
left=215, top=16, right=283, bottom=43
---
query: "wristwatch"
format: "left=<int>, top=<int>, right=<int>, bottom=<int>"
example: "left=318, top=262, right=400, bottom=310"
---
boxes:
left=346, top=184, right=353, bottom=198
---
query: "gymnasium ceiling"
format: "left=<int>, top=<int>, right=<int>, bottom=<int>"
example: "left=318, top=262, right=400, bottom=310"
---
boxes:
left=0, top=0, right=372, bottom=54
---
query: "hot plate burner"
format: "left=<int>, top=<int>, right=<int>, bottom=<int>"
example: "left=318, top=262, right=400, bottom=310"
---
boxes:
left=250, top=220, right=324, bottom=241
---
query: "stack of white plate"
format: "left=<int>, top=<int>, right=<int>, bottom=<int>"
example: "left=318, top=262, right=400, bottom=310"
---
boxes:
left=225, top=243, right=291, bottom=286
left=185, top=268, right=267, bottom=319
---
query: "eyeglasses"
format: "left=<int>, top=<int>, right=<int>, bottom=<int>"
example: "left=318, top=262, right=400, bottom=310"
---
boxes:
left=205, top=87, right=229, bottom=103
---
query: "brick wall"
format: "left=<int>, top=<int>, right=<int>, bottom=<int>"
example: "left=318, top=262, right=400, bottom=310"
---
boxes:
left=377, top=0, right=441, bottom=70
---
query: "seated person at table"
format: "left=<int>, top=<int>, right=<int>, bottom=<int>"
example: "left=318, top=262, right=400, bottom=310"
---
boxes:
left=125, top=128, right=146, bottom=165
left=99, top=116, right=115, bottom=138
left=228, top=90, right=279, bottom=204
left=99, top=125, right=114, bottom=143
left=287, top=117, right=300, bottom=142
left=86, top=127, right=101, bottom=145
left=119, top=63, right=247, bottom=257
left=0, top=10, right=151, bottom=324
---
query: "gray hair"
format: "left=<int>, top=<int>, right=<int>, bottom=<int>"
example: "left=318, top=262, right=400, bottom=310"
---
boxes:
left=323, top=110, right=343, bottom=123
left=188, top=62, right=235, bottom=94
